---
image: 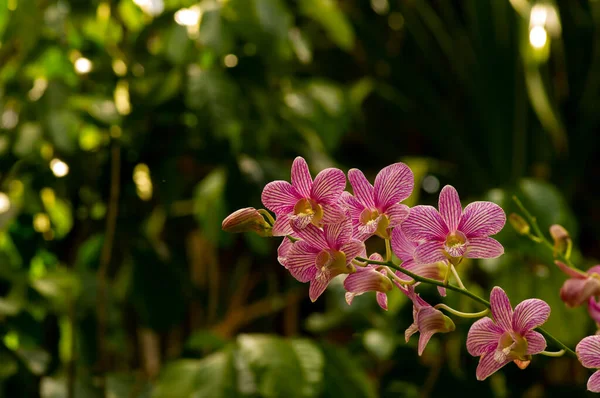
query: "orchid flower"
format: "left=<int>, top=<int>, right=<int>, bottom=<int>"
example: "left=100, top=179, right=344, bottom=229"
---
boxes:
left=343, top=163, right=413, bottom=241
left=555, top=261, right=600, bottom=308
left=285, top=219, right=365, bottom=302
left=466, top=287, right=550, bottom=380
left=576, top=335, right=600, bottom=392
left=402, top=185, right=505, bottom=264
left=344, top=253, right=393, bottom=310
left=261, top=157, right=346, bottom=236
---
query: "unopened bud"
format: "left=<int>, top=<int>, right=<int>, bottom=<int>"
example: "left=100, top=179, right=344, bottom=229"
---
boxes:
left=549, top=224, right=570, bottom=254
left=222, top=207, right=272, bottom=237
left=509, top=213, right=530, bottom=235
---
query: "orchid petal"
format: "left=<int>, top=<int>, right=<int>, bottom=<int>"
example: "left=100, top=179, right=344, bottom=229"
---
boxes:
left=524, top=330, right=546, bottom=355
left=293, top=224, right=328, bottom=250
left=405, top=322, right=419, bottom=342
left=490, top=287, right=513, bottom=331
left=369, top=252, right=384, bottom=262
left=402, top=260, right=445, bottom=282
left=324, top=219, right=352, bottom=249
left=291, top=157, right=313, bottom=198
left=512, top=299, right=550, bottom=333
left=589, top=297, right=600, bottom=324
left=415, top=307, right=453, bottom=356
left=588, top=371, right=600, bottom=393
left=261, top=181, right=299, bottom=214
left=458, top=201, right=506, bottom=238
left=272, top=213, right=293, bottom=236
left=466, top=317, right=504, bottom=356
left=309, top=274, right=330, bottom=302
left=277, top=237, right=294, bottom=267
left=475, top=352, right=511, bottom=381
left=391, top=227, right=417, bottom=261
left=373, top=162, right=414, bottom=208
left=465, top=237, right=504, bottom=259
left=343, top=266, right=382, bottom=294
left=311, top=168, right=346, bottom=204
left=386, top=203, right=410, bottom=227
left=560, top=278, right=600, bottom=307
left=348, top=168, right=375, bottom=208
left=286, top=241, right=319, bottom=282
left=321, top=203, right=347, bottom=224
left=414, top=241, right=446, bottom=264
left=576, top=335, right=600, bottom=368
left=340, top=240, right=366, bottom=263
left=555, top=260, right=588, bottom=279
left=376, top=292, right=388, bottom=310
left=439, top=185, right=462, bottom=232
left=402, top=205, right=448, bottom=241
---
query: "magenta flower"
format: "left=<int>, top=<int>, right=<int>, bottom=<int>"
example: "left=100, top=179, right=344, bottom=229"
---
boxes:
left=402, top=185, right=505, bottom=264
left=466, top=287, right=550, bottom=381
left=261, top=157, right=346, bottom=236
left=399, top=284, right=455, bottom=355
left=576, top=335, right=600, bottom=392
left=343, top=163, right=413, bottom=241
left=344, top=253, right=393, bottom=310
left=391, top=227, right=448, bottom=296
left=555, top=261, right=600, bottom=308
left=277, top=237, right=295, bottom=268
left=285, top=219, right=365, bottom=302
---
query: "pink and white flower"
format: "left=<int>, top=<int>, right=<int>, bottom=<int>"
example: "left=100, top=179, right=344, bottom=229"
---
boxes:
left=343, top=163, right=413, bottom=241
left=555, top=261, right=600, bottom=308
left=576, top=335, right=600, bottom=392
left=344, top=253, right=393, bottom=310
left=402, top=185, right=505, bottom=264
left=261, top=157, right=346, bottom=236
left=286, top=219, right=365, bottom=302
left=466, top=287, right=550, bottom=381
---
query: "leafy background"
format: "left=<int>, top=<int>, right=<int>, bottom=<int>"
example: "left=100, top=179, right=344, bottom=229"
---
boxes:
left=0, top=0, right=599, bottom=396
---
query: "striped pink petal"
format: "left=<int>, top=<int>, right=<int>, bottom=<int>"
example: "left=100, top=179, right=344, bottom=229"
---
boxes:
left=490, top=287, right=513, bottom=331
left=560, top=278, right=600, bottom=307
left=321, top=203, right=347, bottom=224
left=402, top=205, right=448, bottom=241
left=261, top=180, right=299, bottom=214
left=348, top=168, right=375, bottom=208
left=343, top=266, right=389, bottom=296
left=401, top=260, right=445, bottom=283
left=524, top=330, right=546, bottom=355
left=512, top=298, right=550, bottom=333
left=373, top=162, right=414, bottom=209
left=369, top=252, right=384, bottom=262
left=309, top=274, right=330, bottom=302
left=467, top=317, right=503, bottom=356
left=589, top=297, right=600, bottom=324
left=376, top=292, right=388, bottom=310
left=277, top=237, right=294, bottom=267
left=465, top=237, right=504, bottom=259
left=555, top=260, right=588, bottom=279
left=415, top=307, right=454, bottom=356
left=272, top=213, right=293, bottom=236
left=414, top=241, right=446, bottom=264
left=588, top=371, right=600, bottom=393
left=475, top=351, right=511, bottom=381
left=286, top=241, right=319, bottom=282
left=577, top=335, right=600, bottom=369
left=385, top=203, right=410, bottom=227
left=293, top=224, right=329, bottom=251
left=291, top=157, right=313, bottom=198
left=324, top=219, right=352, bottom=249
left=458, top=201, right=506, bottom=238
left=391, top=227, right=417, bottom=260
left=311, top=168, right=346, bottom=204
left=340, top=240, right=366, bottom=263
left=439, top=185, right=462, bottom=232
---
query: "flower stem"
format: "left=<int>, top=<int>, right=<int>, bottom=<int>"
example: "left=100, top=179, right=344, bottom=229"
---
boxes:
left=258, top=209, right=276, bottom=226
left=355, top=256, right=577, bottom=358
left=386, top=267, right=415, bottom=286
left=450, top=264, right=466, bottom=289
left=539, top=349, right=566, bottom=357
left=434, top=304, right=489, bottom=318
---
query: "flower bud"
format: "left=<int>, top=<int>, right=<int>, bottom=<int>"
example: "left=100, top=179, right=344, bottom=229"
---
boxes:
left=222, top=207, right=272, bottom=237
left=509, top=213, right=530, bottom=235
left=549, top=224, right=570, bottom=254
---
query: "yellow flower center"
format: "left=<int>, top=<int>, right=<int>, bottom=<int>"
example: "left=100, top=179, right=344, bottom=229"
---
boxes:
left=293, top=198, right=323, bottom=227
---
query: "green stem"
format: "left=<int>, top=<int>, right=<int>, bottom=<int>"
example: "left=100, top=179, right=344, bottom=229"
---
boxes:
left=258, top=209, right=276, bottom=226
left=385, top=239, right=392, bottom=262
left=539, top=349, right=565, bottom=358
left=434, top=304, right=489, bottom=318
left=355, top=256, right=577, bottom=358
left=450, top=264, right=466, bottom=289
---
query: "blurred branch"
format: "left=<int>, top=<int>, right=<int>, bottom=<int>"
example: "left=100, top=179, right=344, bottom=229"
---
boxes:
left=96, top=143, right=121, bottom=390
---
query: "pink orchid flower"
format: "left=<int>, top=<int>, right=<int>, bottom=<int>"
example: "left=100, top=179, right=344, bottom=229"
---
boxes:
left=576, top=335, right=600, bottom=393
left=277, top=236, right=295, bottom=268
left=555, top=261, right=600, bottom=308
left=466, top=287, right=550, bottom=381
left=402, top=185, right=505, bottom=264
left=391, top=227, right=448, bottom=296
left=399, top=284, right=455, bottom=355
left=285, top=219, right=365, bottom=302
left=343, top=163, right=413, bottom=241
left=262, top=157, right=346, bottom=236
left=344, top=253, right=393, bottom=310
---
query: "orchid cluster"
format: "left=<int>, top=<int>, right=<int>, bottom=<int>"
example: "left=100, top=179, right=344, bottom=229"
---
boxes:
left=222, top=157, right=600, bottom=390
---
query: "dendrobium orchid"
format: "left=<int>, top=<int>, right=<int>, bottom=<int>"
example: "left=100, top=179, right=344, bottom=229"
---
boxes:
left=466, top=287, right=550, bottom=380
left=555, top=261, right=600, bottom=308
left=402, top=185, right=505, bottom=265
left=576, top=335, right=600, bottom=392
left=344, top=253, right=393, bottom=310
left=391, top=227, right=448, bottom=296
left=285, top=219, right=365, bottom=302
left=343, top=163, right=413, bottom=241
left=261, top=157, right=346, bottom=236
left=400, top=284, right=455, bottom=355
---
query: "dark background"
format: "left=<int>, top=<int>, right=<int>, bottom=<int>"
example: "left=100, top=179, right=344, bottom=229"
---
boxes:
left=0, top=0, right=599, bottom=396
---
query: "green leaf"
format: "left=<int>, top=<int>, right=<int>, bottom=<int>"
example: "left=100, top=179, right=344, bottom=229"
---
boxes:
left=193, top=168, right=227, bottom=243
left=298, top=0, right=355, bottom=51
left=320, top=342, right=376, bottom=398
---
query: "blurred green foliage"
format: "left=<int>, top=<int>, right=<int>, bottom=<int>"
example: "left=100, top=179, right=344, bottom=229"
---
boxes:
left=0, top=0, right=599, bottom=396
